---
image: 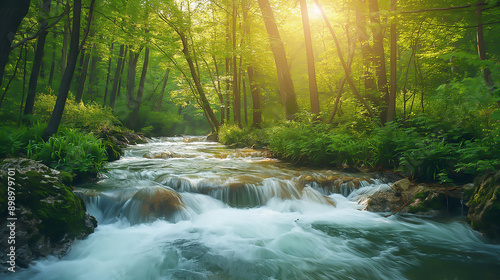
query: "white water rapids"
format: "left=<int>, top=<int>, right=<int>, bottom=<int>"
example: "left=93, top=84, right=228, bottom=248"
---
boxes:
left=6, top=137, right=500, bottom=279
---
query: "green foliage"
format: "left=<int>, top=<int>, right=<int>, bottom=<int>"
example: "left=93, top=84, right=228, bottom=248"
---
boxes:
left=33, top=92, right=121, bottom=130
left=0, top=124, right=107, bottom=179
left=27, top=128, right=107, bottom=179
left=218, top=124, right=264, bottom=148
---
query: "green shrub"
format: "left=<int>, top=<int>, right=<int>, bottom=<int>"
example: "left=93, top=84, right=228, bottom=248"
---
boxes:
left=219, top=124, right=259, bottom=147
left=27, top=127, right=107, bottom=179
left=33, top=92, right=120, bottom=130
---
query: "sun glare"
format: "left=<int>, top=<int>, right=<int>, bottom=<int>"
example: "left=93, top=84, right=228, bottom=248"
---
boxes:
left=309, top=4, right=323, bottom=19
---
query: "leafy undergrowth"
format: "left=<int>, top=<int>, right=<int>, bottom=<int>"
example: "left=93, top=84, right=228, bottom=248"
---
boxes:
left=220, top=115, right=500, bottom=184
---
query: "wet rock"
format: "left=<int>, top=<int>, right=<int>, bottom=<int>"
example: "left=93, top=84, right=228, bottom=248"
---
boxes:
left=125, top=186, right=185, bottom=224
left=0, top=158, right=97, bottom=269
left=206, top=133, right=218, bottom=142
left=143, top=151, right=176, bottom=159
left=96, top=128, right=149, bottom=161
left=364, top=178, right=466, bottom=216
left=467, top=172, right=500, bottom=239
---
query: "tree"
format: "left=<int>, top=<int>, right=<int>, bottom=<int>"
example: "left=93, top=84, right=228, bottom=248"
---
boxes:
left=386, top=0, right=397, bottom=122
left=0, top=0, right=31, bottom=86
left=257, top=0, right=298, bottom=119
left=299, top=0, right=320, bottom=116
left=44, top=0, right=95, bottom=139
left=24, top=0, right=53, bottom=119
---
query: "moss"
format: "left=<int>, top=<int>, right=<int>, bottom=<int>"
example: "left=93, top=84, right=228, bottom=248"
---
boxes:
left=59, top=171, right=74, bottom=185
left=9, top=168, right=94, bottom=242
left=414, top=191, right=429, bottom=200
left=409, top=204, right=429, bottom=214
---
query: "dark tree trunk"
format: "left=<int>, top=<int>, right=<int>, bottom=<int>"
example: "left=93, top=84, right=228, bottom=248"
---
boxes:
left=156, top=68, right=170, bottom=111
left=476, top=0, right=494, bottom=91
left=109, top=44, right=124, bottom=109
left=87, top=45, right=99, bottom=101
left=368, top=0, right=389, bottom=123
left=102, top=42, right=114, bottom=107
left=24, top=0, right=53, bottom=118
left=247, top=66, right=261, bottom=127
left=300, top=0, right=320, bottom=115
left=127, top=50, right=140, bottom=109
left=128, top=47, right=149, bottom=130
left=0, top=0, right=31, bottom=86
left=257, top=0, right=298, bottom=119
left=60, top=9, right=71, bottom=77
left=44, top=0, right=83, bottom=139
left=75, top=48, right=91, bottom=103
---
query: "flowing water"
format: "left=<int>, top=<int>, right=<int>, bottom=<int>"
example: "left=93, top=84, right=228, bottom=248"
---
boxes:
left=7, top=137, right=500, bottom=280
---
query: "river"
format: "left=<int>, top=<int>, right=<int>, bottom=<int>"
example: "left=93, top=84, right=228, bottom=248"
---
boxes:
left=8, top=136, right=500, bottom=279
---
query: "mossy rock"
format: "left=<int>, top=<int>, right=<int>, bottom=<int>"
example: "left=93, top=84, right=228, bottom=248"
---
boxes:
left=467, top=172, right=500, bottom=239
left=0, top=158, right=97, bottom=268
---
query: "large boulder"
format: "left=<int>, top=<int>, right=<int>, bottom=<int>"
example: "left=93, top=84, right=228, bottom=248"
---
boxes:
left=0, top=158, right=97, bottom=270
left=467, top=172, right=500, bottom=239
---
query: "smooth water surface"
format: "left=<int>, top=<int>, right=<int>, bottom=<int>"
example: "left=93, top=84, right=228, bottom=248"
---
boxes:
left=6, top=137, right=500, bottom=280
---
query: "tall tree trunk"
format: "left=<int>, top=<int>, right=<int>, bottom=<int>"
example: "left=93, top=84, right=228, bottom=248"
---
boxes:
left=225, top=14, right=231, bottom=123
left=61, top=9, right=71, bottom=77
left=476, top=0, right=494, bottom=91
left=314, top=0, right=374, bottom=119
left=156, top=68, right=170, bottom=111
left=44, top=0, right=83, bottom=139
left=48, top=32, right=57, bottom=87
left=387, top=0, right=397, bottom=122
left=102, top=42, right=114, bottom=107
left=24, top=0, right=53, bottom=119
left=368, top=0, right=389, bottom=123
left=109, top=44, right=124, bottom=109
left=0, top=0, right=31, bottom=86
left=75, top=47, right=91, bottom=103
left=212, top=55, right=225, bottom=124
left=118, top=46, right=128, bottom=98
left=127, top=50, right=140, bottom=109
left=128, top=47, right=149, bottom=130
left=179, top=31, right=219, bottom=130
left=87, top=45, right=99, bottom=101
left=356, top=0, right=376, bottom=93
left=300, top=0, right=320, bottom=115
left=242, top=0, right=261, bottom=127
left=257, top=0, right=298, bottom=119
left=232, top=2, right=241, bottom=125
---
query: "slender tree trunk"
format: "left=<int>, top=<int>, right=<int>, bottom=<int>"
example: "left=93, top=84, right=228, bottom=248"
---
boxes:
left=87, top=45, right=99, bottom=101
left=258, top=0, right=298, bottom=119
left=156, top=68, right=170, bottom=111
left=387, top=0, right=397, bottom=122
left=48, top=33, right=57, bottom=87
left=179, top=31, right=219, bottom=130
left=212, top=55, right=225, bottom=124
left=75, top=47, right=91, bottom=103
left=24, top=0, right=53, bottom=119
left=127, top=50, right=140, bottom=109
left=0, top=0, right=31, bottom=86
left=232, top=2, right=241, bottom=126
left=356, top=0, right=376, bottom=93
left=128, top=47, right=149, bottom=130
left=102, top=42, right=114, bottom=107
left=61, top=9, right=71, bottom=77
left=314, top=0, right=374, bottom=119
left=300, top=0, right=320, bottom=115
left=476, top=0, right=494, bottom=91
left=242, top=0, right=261, bottom=127
left=44, top=0, right=83, bottom=139
left=118, top=46, right=128, bottom=98
left=109, top=44, right=124, bottom=109
left=225, top=14, right=231, bottom=123
left=368, top=0, right=389, bottom=122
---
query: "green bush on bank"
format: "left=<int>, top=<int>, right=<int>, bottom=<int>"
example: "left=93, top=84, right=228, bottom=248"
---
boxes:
left=0, top=123, right=107, bottom=180
left=232, top=114, right=500, bottom=184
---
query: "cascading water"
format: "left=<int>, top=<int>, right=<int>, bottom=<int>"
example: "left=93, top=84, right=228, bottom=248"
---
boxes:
left=5, top=137, right=500, bottom=280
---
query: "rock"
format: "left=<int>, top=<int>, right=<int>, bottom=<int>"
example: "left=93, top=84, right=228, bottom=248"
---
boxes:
left=124, top=186, right=185, bottom=224
left=0, top=158, right=97, bottom=269
left=206, top=133, right=218, bottom=142
left=364, top=178, right=466, bottom=216
left=143, top=151, right=176, bottom=159
left=467, top=172, right=500, bottom=239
